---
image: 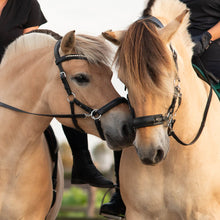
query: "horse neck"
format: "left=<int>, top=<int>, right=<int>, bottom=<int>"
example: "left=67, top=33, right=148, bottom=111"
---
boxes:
left=0, top=46, right=54, bottom=147
left=170, top=50, right=220, bottom=149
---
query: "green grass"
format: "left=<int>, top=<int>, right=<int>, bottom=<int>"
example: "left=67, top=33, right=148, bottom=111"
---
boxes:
left=58, top=186, right=111, bottom=217
left=62, top=187, right=88, bottom=206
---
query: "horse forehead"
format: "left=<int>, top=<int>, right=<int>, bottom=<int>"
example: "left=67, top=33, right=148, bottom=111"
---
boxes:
left=88, top=62, right=113, bottom=77
left=63, top=59, right=89, bottom=71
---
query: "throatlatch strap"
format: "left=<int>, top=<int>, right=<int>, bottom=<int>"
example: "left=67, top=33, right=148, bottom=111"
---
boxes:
left=69, top=101, right=85, bottom=133
left=95, top=119, right=105, bottom=140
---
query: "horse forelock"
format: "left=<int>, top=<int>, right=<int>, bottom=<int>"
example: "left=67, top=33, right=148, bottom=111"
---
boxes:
left=116, top=0, right=194, bottom=96
left=116, top=21, right=173, bottom=95
left=74, top=34, right=113, bottom=66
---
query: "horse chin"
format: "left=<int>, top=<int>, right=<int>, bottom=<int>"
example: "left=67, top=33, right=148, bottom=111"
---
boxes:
left=106, top=142, right=125, bottom=151
left=104, top=131, right=135, bottom=150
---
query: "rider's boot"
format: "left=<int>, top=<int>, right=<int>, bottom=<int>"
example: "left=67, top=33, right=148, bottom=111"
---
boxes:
left=100, top=150, right=126, bottom=219
left=62, top=125, right=114, bottom=188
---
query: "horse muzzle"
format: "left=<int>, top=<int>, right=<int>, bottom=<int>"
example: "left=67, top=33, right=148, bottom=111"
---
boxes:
left=136, top=145, right=166, bottom=165
left=102, top=112, right=135, bottom=150
left=134, top=129, right=170, bottom=165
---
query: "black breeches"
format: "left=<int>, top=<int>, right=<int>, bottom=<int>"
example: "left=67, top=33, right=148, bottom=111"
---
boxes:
left=200, top=41, right=220, bottom=80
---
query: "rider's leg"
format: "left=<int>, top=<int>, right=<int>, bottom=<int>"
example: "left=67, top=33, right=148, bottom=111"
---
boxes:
left=100, top=150, right=126, bottom=217
left=62, top=125, right=114, bottom=188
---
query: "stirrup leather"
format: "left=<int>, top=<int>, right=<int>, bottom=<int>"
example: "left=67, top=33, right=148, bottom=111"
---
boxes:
left=99, top=186, right=125, bottom=220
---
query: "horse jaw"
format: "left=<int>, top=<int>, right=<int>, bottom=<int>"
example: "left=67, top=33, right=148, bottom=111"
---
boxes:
left=134, top=126, right=170, bottom=165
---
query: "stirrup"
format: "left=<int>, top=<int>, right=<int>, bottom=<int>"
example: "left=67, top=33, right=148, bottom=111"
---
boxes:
left=100, top=212, right=125, bottom=220
left=99, top=186, right=125, bottom=220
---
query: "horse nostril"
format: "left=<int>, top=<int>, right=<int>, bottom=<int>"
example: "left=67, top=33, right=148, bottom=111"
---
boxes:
left=154, top=149, right=164, bottom=163
left=121, top=122, right=135, bottom=139
left=139, top=147, right=165, bottom=165
left=122, top=123, right=129, bottom=136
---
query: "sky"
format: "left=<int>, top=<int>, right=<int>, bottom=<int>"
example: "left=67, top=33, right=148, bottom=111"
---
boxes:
left=37, top=0, right=146, bottom=148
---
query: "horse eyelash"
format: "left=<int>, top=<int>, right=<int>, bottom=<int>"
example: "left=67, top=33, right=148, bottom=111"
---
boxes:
left=71, top=73, right=90, bottom=84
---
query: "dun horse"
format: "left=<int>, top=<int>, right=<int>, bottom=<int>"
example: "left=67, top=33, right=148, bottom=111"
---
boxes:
left=103, top=0, right=220, bottom=219
left=0, top=31, right=135, bottom=219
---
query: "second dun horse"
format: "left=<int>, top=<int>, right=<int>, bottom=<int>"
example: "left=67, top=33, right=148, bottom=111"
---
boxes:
left=103, top=0, right=220, bottom=219
left=0, top=31, right=135, bottom=219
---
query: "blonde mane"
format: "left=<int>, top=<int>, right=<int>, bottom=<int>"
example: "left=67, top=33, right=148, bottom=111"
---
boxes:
left=1, top=33, right=56, bottom=65
left=1, top=32, right=112, bottom=66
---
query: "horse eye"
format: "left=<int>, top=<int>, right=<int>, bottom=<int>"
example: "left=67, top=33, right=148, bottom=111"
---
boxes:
left=71, top=73, right=90, bottom=85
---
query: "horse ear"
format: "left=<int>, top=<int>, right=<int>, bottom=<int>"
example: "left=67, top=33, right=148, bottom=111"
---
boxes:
left=61, top=30, right=76, bottom=53
left=102, top=30, right=125, bottom=45
left=158, top=9, right=189, bottom=43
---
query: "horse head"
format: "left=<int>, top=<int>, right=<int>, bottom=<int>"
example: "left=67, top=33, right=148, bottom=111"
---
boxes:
left=103, top=10, right=190, bottom=164
left=49, top=31, right=135, bottom=150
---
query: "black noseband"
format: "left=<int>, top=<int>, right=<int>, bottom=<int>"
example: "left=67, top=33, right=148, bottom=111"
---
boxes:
left=131, top=79, right=181, bottom=130
left=133, top=114, right=167, bottom=128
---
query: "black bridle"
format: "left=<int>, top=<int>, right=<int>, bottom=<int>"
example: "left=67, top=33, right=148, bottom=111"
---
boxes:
left=131, top=15, right=213, bottom=146
left=0, top=39, right=127, bottom=140
left=54, top=39, right=128, bottom=140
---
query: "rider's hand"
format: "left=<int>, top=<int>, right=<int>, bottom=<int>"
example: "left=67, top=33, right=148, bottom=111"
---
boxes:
left=192, top=31, right=212, bottom=56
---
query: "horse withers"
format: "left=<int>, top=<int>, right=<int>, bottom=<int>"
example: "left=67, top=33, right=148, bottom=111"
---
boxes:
left=103, top=0, right=220, bottom=219
left=0, top=30, right=135, bottom=219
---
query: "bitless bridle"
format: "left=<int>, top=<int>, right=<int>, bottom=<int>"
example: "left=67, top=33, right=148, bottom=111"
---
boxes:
left=131, top=16, right=213, bottom=146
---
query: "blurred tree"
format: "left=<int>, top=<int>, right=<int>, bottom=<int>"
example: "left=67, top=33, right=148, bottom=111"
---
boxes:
left=92, top=142, right=114, bottom=173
